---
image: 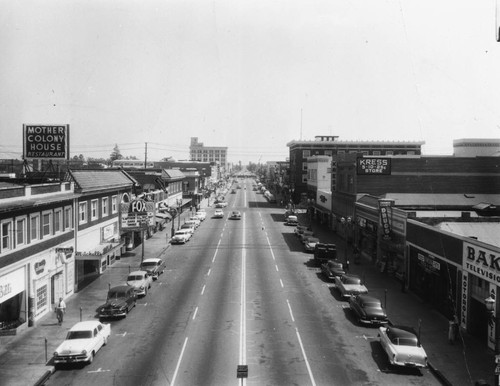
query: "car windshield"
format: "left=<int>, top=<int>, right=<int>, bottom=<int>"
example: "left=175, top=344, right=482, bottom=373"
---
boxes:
left=363, top=301, right=381, bottom=308
left=344, top=277, right=361, bottom=285
left=141, top=262, right=157, bottom=268
left=108, top=291, right=127, bottom=299
left=392, top=337, right=418, bottom=346
left=66, top=330, right=92, bottom=340
left=128, top=275, right=143, bottom=281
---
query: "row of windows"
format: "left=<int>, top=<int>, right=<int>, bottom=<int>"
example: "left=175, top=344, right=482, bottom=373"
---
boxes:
left=1, top=206, right=73, bottom=254
left=0, top=195, right=119, bottom=255
left=302, top=149, right=416, bottom=157
left=78, top=195, right=118, bottom=225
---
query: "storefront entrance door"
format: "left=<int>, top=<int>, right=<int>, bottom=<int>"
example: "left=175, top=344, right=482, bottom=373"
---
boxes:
left=51, top=272, right=64, bottom=305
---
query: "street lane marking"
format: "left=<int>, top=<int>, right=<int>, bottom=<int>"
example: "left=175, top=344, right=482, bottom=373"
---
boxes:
left=171, top=336, right=188, bottom=386
left=193, top=306, right=198, bottom=320
left=201, top=285, right=206, bottom=295
left=239, top=212, right=247, bottom=386
left=280, top=279, right=284, bottom=288
left=275, top=265, right=279, bottom=272
left=295, top=328, right=317, bottom=386
left=207, top=268, right=211, bottom=276
left=286, top=299, right=295, bottom=322
left=87, top=368, right=110, bottom=373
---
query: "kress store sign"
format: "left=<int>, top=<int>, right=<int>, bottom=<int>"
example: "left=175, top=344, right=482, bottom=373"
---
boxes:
left=463, top=242, right=500, bottom=285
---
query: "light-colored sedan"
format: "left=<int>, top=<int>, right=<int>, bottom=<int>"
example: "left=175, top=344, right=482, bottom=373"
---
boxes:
left=126, top=270, right=153, bottom=296
left=334, top=274, right=368, bottom=298
left=171, top=229, right=192, bottom=244
left=213, top=209, right=224, bottom=218
left=53, top=321, right=110, bottom=367
left=195, top=211, right=206, bottom=221
left=379, top=325, right=428, bottom=368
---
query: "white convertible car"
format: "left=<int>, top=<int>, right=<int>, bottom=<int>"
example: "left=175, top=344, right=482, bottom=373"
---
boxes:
left=53, top=321, right=110, bottom=366
left=378, top=325, right=428, bottom=368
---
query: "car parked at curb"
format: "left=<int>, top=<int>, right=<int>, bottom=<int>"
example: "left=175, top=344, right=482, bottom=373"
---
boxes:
left=349, top=294, right=388, bottom=325
left=98, top=285, right=137, bottom=319
left=53, top=321, right=110, bottom=367
left=195, top=211, right=206, bottom=221
left=378, top=325, right=428, bottom=368
left=285, top=215, right=299, bottom=226
left=140, top=258, right=165, bottom=280
left=321, top=260, right=345, bottom=280
left=180, top=223, right=196, bottom=234
left=334, top=274, right=368, bottom=298
left=171, top=229, right=193, bottom=244
left=126, top=270, right=152, bottom=297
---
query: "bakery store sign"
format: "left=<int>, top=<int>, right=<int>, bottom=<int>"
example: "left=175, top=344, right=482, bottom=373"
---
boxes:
left=463, top=242, right=500, bottom=285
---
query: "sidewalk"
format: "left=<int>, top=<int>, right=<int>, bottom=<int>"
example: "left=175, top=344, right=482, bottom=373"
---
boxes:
left=310, top=220, right=494, bottom=386
left=0, top=199, right=209, bottom=386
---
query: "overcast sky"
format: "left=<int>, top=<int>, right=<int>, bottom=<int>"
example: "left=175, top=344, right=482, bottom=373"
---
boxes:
left=1, top=0, right=499, bottom=164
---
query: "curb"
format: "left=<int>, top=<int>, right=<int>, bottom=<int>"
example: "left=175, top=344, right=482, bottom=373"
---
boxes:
left=33, top=367, right=54, bottom=386
left=428, top=362, right=453, bottom=386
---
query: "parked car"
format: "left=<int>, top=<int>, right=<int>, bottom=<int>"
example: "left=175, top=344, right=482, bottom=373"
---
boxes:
left=180, top=223, right=196, bottom=234
left=185, top=218, right=200, bottom=228
left=195, top=211, right=206, bottom=221
left=140, top=258, right=165, bottom=280
left=98, top=285, right=137, bottom=318
left=126, top=270, right=153, bottom=297
left=379, top=325, right=428, bottom=368
left=231, top=189, right=236, bottom=194
left=213, top=209, right=224, bottom=218
left=230, top=210, right=242, bottom=219
left=294, top=225, right=312, bottom=238
left=334, top=274, right=368, bottom=298
left=313, top=243, right=337, bottom=266
left=304, top=237, right=320, bottom=252
left=321, top=260, right=345, bottom=280
left=285, top=215, right=299, bottom=226
left=299, top=230, right=315, bottom=244
left=171, top=229, right=192, bottom=244
left=53, top=321, right=110, bottom=367
left=349, top=294, right=388, bottom=325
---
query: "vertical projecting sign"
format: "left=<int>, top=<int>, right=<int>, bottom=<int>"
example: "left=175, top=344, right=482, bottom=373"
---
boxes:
left=23, top=124, right=70, bottom=160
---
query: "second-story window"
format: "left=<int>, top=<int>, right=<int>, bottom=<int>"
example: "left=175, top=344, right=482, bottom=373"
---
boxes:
left=64, top=206, right=72, bottom=230
left=91, top=200, right=98, bottom=221
left=102, top=197, right=109, bottom=217
left=79, top=202, right=88, bottom=224
left=30, top=214, right=40, bottom=241
left=54, top=209, right=62, bottom=233
left=42, top=211, right=52, bottom=237
left=1, top=221, right=12, bottom=252
left=112, top=196, right=118, bottom=214
left=16, top=218, right=26, bottom=246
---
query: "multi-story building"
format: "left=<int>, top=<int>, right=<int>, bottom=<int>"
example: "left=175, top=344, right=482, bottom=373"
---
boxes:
left=0, top=180, right=77, bottom=330
left=189, top=137, right=228, bottom=171
left=286, top=135, right=424, bottom=202
left=65, top=170, right=135, bottom=291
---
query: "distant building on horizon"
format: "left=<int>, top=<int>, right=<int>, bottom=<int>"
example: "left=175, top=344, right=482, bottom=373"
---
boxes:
left=189, top=137, right=228, bottom=171
left=453, top=138, right=500, bottom=157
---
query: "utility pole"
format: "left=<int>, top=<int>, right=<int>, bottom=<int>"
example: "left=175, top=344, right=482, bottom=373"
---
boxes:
left=144, top=142, right=148, bottom=168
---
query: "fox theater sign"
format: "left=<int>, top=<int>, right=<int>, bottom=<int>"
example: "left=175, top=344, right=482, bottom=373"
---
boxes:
left=463, top=242, right=500, bottom=284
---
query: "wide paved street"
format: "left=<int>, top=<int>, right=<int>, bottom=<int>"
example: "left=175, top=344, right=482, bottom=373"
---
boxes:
left=45, top=179, right=439, bottom=386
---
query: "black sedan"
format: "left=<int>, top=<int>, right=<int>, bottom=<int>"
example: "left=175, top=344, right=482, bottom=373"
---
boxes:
left=348, top=294, right=388, bottom=325
left=321, top=260, right=345, bottom=280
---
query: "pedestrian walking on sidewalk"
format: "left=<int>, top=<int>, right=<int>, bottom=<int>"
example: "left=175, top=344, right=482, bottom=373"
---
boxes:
left=345, top=259, right=350, bottom=272
left=448, top=315, right=458, bottom=344
left=55, top=297, right=66, bottom=325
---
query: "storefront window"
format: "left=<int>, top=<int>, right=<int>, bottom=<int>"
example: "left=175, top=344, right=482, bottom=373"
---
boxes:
left=36, top=285, right=48, bottom=315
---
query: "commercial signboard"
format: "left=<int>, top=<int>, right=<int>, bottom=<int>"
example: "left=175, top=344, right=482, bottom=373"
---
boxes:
left=357, top=157, right=391, bottom=175
left=23, top=124, right=70, bottom=160
left=463, top=241, right=500, bottom=285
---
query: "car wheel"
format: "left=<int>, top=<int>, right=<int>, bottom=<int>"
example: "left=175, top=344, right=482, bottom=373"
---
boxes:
left=103, top=336, right=108, bottom=346
left=87, top=352, right=94, bottom=365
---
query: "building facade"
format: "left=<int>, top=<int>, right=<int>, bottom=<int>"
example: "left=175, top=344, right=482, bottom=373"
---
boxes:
left=189, top=137, right=228, bottom=171
left=286, top=135, right=424, bottom=202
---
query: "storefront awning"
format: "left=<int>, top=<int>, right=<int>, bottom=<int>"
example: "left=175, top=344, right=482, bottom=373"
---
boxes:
left=75, top=241, right=124, bottom=261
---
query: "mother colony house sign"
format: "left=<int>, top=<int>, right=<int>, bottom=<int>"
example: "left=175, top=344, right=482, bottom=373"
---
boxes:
left=23, top=124, right=70, bottom=160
